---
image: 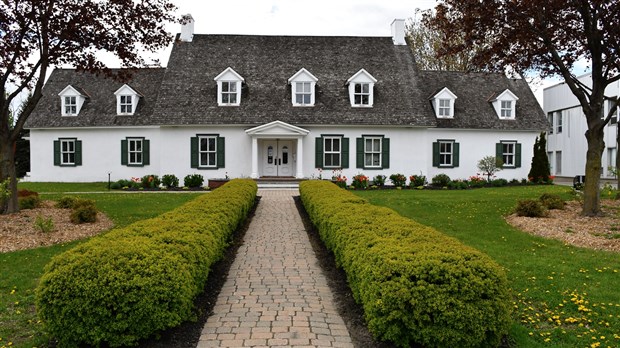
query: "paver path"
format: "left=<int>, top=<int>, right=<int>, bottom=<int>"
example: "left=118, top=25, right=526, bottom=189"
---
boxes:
left=197, top=189, right=354, bottom=348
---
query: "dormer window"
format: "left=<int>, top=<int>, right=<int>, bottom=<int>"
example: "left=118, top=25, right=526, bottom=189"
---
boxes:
left=347, top=69, right=377, bottom=108
left=491, top=89, right=519, bottom=120
left=114, top=84, right=142, bottom=116
left=58, top=85, right=88, bottom=116
left=214, top=67, right=244, bottom=106
left=430, top=87, right=457, bottom=118
left=288, top=68, right=318, bottom=107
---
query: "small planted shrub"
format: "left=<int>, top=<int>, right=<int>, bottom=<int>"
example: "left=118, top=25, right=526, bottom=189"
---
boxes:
left=34, top=215, right=55, bottom=233
left=109, top=181, right=122, bottom=190
left=184, top=174, right=204, bottom=188
left=56, top=196, right=78, bottom=209
left=467, top=175, right=486, bottom=188
left=447, top=179, right=468, bottom=190
left=389, top=173, right=407, bottom=187
left=351, top=174, right=369, bottom=189
left=540, top=193, right=565, bottom=210
left=18, top=195, right=41, bottom=210
left=141, top=174, right=161, bottom=189
left=162, top=174, right=179, bottom=188
left=516, top=199, right=548, bottom=217
left=431, top=173, right=451, bottom=187
left=373, top=175, right=386, bottom=187
left=491, top=178, right=508, bottom=187
left=70, top=205, right=98, bottom=224
left=17, top=189, right=39, bottom=198
left=409, top=174, right=426, bottom=187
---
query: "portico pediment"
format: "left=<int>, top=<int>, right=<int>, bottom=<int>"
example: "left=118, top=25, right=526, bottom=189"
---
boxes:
left=245, top=120, right=309, bottom=138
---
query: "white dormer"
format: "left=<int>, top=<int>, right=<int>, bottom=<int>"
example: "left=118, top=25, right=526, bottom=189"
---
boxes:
left=491, top=89, right=519, bottom=119
left=58, top=85, right=87, bottom=116
left=288, top=68, right=318, bottom=107
left=346, top=69, right=377, bottom=107
left=114, top=84, right=142, bottom=116
left=430, top=87, right=457, bottom=118
left=214, top=67, right=244, bottom=106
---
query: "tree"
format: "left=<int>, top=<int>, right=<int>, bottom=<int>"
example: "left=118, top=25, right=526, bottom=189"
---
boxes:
left=405, top=9, right=478, bottom=71
left=0, top=0, right=179, bottom=214
left=528, top=133, right=551, bottom=183
left=430, top=0, right=620, bottom=216
left=477, top=156, right=503, bottom=182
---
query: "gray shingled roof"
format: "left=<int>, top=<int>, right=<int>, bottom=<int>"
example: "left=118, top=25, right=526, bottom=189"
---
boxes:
left=419, top=70, right=548, bottom=131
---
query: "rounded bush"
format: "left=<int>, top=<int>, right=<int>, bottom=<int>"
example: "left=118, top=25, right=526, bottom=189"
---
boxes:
left=70, top=205, right=98, bottom=224
left=515, top=199, right=548, bottom=217
left=184, top=174, right=204, bottom=188
left=17, top=189, right=39, bottom=197
left=56, top=196, right=77, bottom=209
left=18, top=195, right=41, bottom=209
left=539, top=193, right=565, bottom=210
left=162, top=174, right=179, bottom=188
left=431, top=173, right=451, bottom=187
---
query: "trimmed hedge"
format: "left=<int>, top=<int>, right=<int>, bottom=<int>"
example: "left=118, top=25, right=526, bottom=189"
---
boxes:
left=36, top=179, right=257, bottom=347
left=300, top=180, right=511, bottom=348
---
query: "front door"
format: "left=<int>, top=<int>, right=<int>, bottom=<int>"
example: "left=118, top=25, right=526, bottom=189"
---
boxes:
left=263, top=140, right=293, bottom=177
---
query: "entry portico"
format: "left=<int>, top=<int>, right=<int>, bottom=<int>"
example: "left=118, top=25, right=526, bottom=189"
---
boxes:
left=245, top=120, right=310, bottom=179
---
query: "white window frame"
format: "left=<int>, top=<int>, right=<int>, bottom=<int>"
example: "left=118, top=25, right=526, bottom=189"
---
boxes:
left=364, top=137, right=382, bottom=168
left=439, top=140, right=453, bottom=167
left=556, top=111, right=563, bottom=133
left=214, top=67, right=244, bottom=106
left=128, top=138, right=143, bottom=165
left=608, top=147, right=617, bottom=177
left=346, top=69, right=376, bottom=108
left=548, top=112, right=554, bottom=134
left=547, top=151, right=554, bottom=173
left=59, top=85, right=86, bottom=116
left=555, top=151, right=562, bottom=175
left=295, top=82, right=312, bottom=105
left=199, top=135, right=217, bottom=168
left=492, top=89, right=518, bottom=119
left=119, top=95, right=133, bottom=114
left=221, top=81, right=238, bottom=105
left=500, top=100, right=513, bottom=118
left=323, top=136, right=341, bottom=168
left=501, top=141, right=516, bottom=167
left=353, top=83, right=371, bottom=106
left=64, top=96, right=77, bottom=115
left=60, top=139, right=76, bottom=165
left=438, top=99, right=451, bottom=117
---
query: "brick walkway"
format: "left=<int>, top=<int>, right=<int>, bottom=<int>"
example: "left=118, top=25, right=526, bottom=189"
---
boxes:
left=196, top=189, right=354, bottom=348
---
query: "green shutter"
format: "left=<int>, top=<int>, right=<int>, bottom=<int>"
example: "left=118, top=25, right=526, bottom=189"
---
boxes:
left=496, top=142, right=503, bottom=168
left=453, top=142, right=459, bottom=167
left=190, top=137, right=198, bottom=168
left=382, top=138, right=390, bottom=169
left=516, top=143, right=522, bottom=168
left=356, top=137, right=364, bottom=168
left=143, top=139, right=150, bottom=166
left=432, top=142, right=439, bottom=167
left=315, top=137, right=323, bottom=168
left=75, top=140, right=82, bottom=166
left=217, top=136, right=225, bottom=168
left=53, top=140, right=60, bottom=166
left=341, top=137, right=349, bottom=168
left=121, top=139, right=128, bottom=165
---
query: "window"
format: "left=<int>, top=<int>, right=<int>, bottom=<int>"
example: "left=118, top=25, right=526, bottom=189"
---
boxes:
left=556, top=111, right=563, bottom=133
left=221, top=82, right=237, bottom=104
left=64, top=96, right=77, bottom=115
left=315, top=135, right=349, bottom=169
left=356, top=136, right=389, bottom=169
left=354, top=83, right=370, bottom=106
left=438, top=99, right=451, bottom=117
left=496, top=141, right=521, bottom=168
left=114, top=84, right=141, bottom=115
left=364, top=137, right=381, bottom=167
left=121, top=137, right=150, bottom=166
left=119, top=95, right=132, bottom=114
left=295, top=82, right=312, bottom=105
left=500, top=100, right=512, bottom=118
left=548, top=151, right=554, bottom=173
left=608, top=148, right=617, bottom=177
left=548, top=112, right=554, bottom=134
left=53, top=138, right=82, bottom=166
left=433, top=140, right=459, bottom=168
left=346, top=69, right=376, bottom=107
left=190, top=135, right=225, bottom=169
left=555, top=151, right=562, bottom=175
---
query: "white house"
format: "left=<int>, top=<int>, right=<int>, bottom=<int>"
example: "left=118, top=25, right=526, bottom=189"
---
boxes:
left=544, top=73, right=620, bottom=179
left=25, top=18, right=547, bottom=184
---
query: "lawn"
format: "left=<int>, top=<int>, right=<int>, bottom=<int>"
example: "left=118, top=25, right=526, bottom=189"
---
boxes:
left=0, top=183, right=204, bottom=348
left=355, top=185, right=620, bottom=348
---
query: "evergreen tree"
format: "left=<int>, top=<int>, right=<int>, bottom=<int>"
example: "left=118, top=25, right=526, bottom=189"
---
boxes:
left=528, top=133, right=550, bottom=183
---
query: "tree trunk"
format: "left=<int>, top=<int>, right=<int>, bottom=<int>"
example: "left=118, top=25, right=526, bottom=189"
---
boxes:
left=582, top=126, right=605, bottom=216
left=0, top=137, right=19, bottom=214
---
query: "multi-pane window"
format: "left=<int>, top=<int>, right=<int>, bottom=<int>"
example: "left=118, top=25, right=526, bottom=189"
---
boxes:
left=120, top=95, right=132, bottom=114
left=555, top=151, right=562, bottom=175
left=324, top=137, right=341, bottom=168
left=439, top=141, right=453, bottom=167
left=556, top=111, right=563, bottom=133
left=295, top=82, right=312, bottom=105
left=60, top=139, right=76, bottom=165
left=221, top=82, right=237, bottom=104
left=608, top=148, right=617, bottom=177
left=364, top=137, right=382, bottom=168
left=502, top=142, right=516, bottom=167
left=548, top=112, right=554, bottom=134
left=199, top=136, right=217, bottom=167
left=500, top=100, right=512, bottom=118
left=128, top=138, right=143, bottom=165
left=353, top=83, right=370, bottom=106
left=438, top=99, right=451, bottom=117
left=64, top=96, right=77, bottom=115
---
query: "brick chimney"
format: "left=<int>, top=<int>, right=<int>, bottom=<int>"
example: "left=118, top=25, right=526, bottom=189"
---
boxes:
left=180, top=14, right=194, bottom=42
left=391, top=19, right=406, bottom=45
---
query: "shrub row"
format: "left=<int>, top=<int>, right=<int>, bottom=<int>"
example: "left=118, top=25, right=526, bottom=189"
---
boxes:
left=299, top=180, right=511, bottom=348
left=36, top=179, right=257, bottom=347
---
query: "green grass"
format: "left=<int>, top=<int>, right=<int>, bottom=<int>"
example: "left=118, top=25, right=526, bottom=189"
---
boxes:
left=18, top=182, right=111, bottom=193
left=355, top=186, right=620, bottom=348
left=0, top=186, right=204, bottom=348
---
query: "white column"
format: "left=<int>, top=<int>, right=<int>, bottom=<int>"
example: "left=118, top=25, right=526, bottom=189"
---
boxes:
left=296, top=137, right=304, bottom=179
left=250, top=137, right=259, bottom=179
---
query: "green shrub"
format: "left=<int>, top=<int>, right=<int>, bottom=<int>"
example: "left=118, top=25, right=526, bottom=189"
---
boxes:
left=184, top=174, right=204, bottom=188
left=431, top=173, right=451, bottom=187
left=447, top=179, right=468, bottom=190
left=70, top=205, right=98, bottom=224
left=140, top=174, right=161, bottom=189
left=409, top=174, right=426, bottom=187
left=389, top=173, right=407, bottom=187
left=300, top=181, right=511, bottom=348
left=162, top=174, right=179, bottom=188
left=539, top=193, right=565, bottom=210
left=492, top=178, right=508, bottom=187
left=109, top=181, right=122, bottom=190
left=515, top=199, right=548, bottom=217
left=34, top=215, right=55, bottom=233
left=36, top=179, right=257, bottom=347
left=18, top=195, right=41, bottom=209
left=56, top=196, right=78, bottom=209
left=373, top=175, right=386, bottom=187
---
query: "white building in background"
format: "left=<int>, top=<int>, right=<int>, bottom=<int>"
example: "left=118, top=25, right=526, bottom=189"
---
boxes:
left=544, top=74, right=620, bottom=179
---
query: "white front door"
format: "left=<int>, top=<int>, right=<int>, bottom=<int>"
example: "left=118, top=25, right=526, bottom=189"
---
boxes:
left=263, top=140, right=294, bottom=177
